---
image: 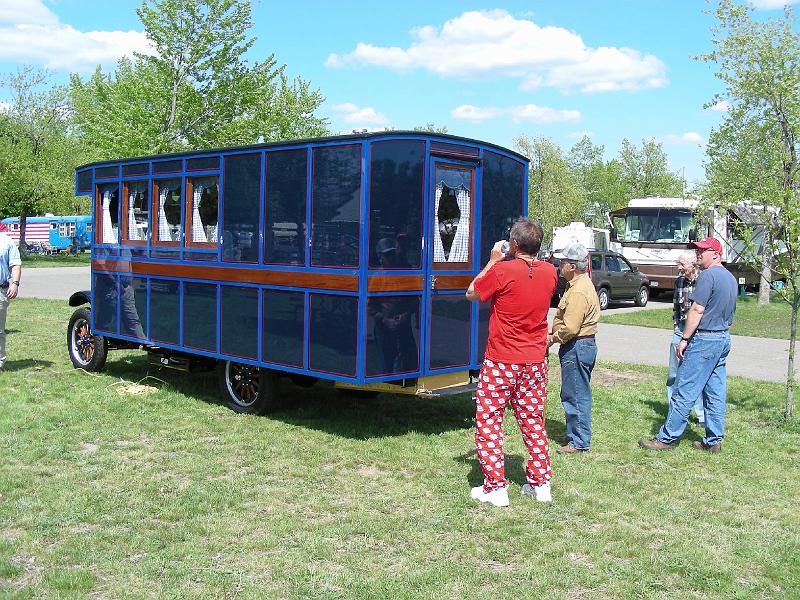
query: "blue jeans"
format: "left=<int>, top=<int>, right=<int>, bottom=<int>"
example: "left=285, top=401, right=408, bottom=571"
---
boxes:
left=658, top=331, right=731, bottom=446
left=667, top=327, right=705, bottom=423
left=559, top=337, right=597, bottom=450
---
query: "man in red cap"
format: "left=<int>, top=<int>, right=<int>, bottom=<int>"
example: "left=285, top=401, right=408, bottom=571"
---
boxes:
left=0, top=222, right=22, bottom=370
left=640, top=237, right=737, bottom=453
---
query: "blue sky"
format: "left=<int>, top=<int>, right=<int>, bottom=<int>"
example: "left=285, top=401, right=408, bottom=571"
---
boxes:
left=1, top=0, right=796, bottom=184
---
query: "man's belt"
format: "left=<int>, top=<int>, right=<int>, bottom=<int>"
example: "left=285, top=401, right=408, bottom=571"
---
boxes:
left=574, top=334, right=596, bottom=340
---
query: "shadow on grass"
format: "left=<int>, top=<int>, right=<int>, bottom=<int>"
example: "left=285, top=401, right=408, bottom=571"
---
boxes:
left=104, top=356, right=477, bottom=439
left=641, top=398, right=704, bottom=442
left=455, top=448, right=530, bottom=488
left=1, top=358, right=55, bottom=371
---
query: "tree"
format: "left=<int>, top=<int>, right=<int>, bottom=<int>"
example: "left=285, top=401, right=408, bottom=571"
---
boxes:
left=618, top=138, right=685, bottom=199
left=0, top=66, right=80, bottom=252
left=568, top=135, right=627, bottom=227
left=70, top=0, right=329, bottom=159
left=514, top=135, right=583, bottom=242
left=697, top=0, right=800, bottom=419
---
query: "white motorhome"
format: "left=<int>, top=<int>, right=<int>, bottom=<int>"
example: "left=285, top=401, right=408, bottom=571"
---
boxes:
left=552, top=221, right=621, bottom=253
left=611, top=197, right=760, bottom=291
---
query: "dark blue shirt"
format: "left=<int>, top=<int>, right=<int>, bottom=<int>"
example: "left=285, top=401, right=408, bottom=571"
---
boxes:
left=689, top=265, right=737, bottom=331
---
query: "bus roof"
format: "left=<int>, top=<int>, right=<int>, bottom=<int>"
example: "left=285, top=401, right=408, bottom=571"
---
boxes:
left=75, top=130, right=530, bottom=170
left=628, top=197, right=699, bottom=210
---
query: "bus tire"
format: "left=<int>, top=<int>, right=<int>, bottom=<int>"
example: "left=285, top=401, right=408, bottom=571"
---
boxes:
left=67, top=307, right=108, bottom=372
left=218, top=360, right=278, bottom=414
left=597, top=287, right=610, bottom=311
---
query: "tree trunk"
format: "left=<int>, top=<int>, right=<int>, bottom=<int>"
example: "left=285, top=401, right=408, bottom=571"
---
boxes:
left=758, top=251, right=772, bottom=305
left=18, top=211, right=28, bottom=256
left=787, top=288, right=798, bottom=420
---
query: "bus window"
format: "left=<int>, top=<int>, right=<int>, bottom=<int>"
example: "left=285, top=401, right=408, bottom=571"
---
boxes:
left=153, top=178, right=182, bottom=246
left=186, top=175, right=219, bottom=247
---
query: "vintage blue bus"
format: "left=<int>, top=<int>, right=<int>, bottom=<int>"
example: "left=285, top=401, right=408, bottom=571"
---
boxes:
left=1, top=215, right=92, bottom=253
left=66, top=131, right=528, bottom=413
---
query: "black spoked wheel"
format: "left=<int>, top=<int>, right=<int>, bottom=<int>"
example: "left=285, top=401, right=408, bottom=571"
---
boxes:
left=67, top=307, right=107, bottom=371
left=218, top=361, right=278, bottom=414
left=597, top=287, right=610, bottom=311
left=634, top=285, right=649, bottom=307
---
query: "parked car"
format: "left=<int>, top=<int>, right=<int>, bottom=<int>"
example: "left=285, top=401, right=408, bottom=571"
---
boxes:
left=548, top=250, right=650, bottom=310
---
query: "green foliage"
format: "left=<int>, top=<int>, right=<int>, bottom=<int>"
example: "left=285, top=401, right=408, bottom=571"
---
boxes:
left=618, top=137, right=685, bottom=199
left=70, top=0, right=329, bottom=159
left=568, top=135, right=628, bottom=226
left=515, top=135, right=583, bottom=241
left=413, top=122, right=449, bottom=134
left=697, top=0, right=800, bottom=417
left=0, top=67, right=83, bottom=222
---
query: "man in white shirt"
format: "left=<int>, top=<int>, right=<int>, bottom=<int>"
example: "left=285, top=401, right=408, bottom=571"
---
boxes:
left=0, top=223, right=22, bottom=370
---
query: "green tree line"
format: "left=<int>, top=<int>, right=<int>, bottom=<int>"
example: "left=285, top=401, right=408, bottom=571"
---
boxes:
left=0, top=0, right=329, bottom=245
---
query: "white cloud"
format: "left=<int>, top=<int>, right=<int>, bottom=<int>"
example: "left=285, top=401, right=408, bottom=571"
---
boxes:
left=331, top=103, right=390, bottom=127
left=451, top=103, right=580, bottom=124
left=707, top=100, right=731, bottom=113
left=0, top=100, right=10, bottom=114
left=749, top=0, right=800, bottom=9
left=326, top=9, right=667, bottom=94
left=450, top=104, right=504, bottom=123
left=0, top=0, right=151, bottom=72
left=662, top=131, right=707, bottom=146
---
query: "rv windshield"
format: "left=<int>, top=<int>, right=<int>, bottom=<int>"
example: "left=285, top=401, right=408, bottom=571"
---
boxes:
left=624, top=208, right=694, bottom=243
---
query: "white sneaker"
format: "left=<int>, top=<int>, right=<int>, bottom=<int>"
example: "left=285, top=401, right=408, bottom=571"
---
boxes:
left=521, top=482, right=552, bottom=503
left=470, top=485, right=509, bottom=507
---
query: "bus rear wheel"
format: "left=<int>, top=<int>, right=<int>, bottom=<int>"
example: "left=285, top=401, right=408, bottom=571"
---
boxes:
left=67, top=307, right=107, bottom=372
left=218, top=360, right=278, bottom=414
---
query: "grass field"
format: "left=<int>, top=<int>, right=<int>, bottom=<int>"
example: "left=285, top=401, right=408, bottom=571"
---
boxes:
left=1, top=299, right=798, bottom=599
left=20, top=253, right=91, bottom=269
left=602, top=295, right=794, bottom=340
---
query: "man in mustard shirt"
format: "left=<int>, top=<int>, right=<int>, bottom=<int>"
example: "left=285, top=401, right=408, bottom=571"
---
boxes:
left=548, top=243, right=600, bottom=454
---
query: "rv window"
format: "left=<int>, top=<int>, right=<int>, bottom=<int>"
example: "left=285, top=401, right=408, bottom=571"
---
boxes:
left=368, top=140, right=424, bottom=269
left=311, top=144, right=361, bottom=268
left=153, top=178, right=182, bottom=245
left=265, top=149, right=307, bottom=265
left=222, top=153, right=261, bottom=263
left=481, top=152, right=524, bottom=264
left=59, top=222, right=76, bottom=238
left=97, top=183, right=120, bottom=244
left=124, top=180, right=149, bottom=243
left=186, top=176, right=219, bottom=246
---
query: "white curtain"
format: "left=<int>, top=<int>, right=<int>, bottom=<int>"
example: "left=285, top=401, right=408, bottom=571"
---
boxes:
left=210, top=225, right=218, bottom=243
left=158, top=188, right=172, bottom=242
left=127, top=192, right=141, bottom=241
left=449, top=184, right=471, bottom=262
left=191, top=186, right=207, bottom=243
left=433, top=183, right=446, bottom=262
left=102, top=190, right=116, bottom=243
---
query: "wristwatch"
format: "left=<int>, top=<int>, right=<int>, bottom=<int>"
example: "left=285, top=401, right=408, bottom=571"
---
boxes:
left=681, top=336, right=691, bottom=342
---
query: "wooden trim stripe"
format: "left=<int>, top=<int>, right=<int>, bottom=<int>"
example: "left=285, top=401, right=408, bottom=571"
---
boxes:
left=367, top=275, right=424, bottom=292
left=434, top=275, right=473, bottom=290
left=93, top=259, right=358, bottom=291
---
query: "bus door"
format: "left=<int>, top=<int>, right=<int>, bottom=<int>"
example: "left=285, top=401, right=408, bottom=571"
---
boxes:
left=422, top=159, right=477, bottom=375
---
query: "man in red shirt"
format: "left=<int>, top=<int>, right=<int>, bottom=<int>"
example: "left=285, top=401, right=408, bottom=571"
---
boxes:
left=466, top=218, right=558, bottom=507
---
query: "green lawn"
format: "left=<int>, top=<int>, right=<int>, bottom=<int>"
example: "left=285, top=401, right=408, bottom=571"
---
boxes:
left=602, top=295, right=794, bottom=340
left=21, top=253, right=91, bottom=268
left=1, top=299, right=798, bottom=599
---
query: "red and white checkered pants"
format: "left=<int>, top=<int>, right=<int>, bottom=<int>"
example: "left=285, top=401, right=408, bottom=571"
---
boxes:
left=474, top=358, right=552, bottom=491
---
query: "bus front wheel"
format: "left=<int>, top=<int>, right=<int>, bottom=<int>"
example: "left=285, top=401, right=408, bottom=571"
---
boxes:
left=218, top=361, right=278, bottom=414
